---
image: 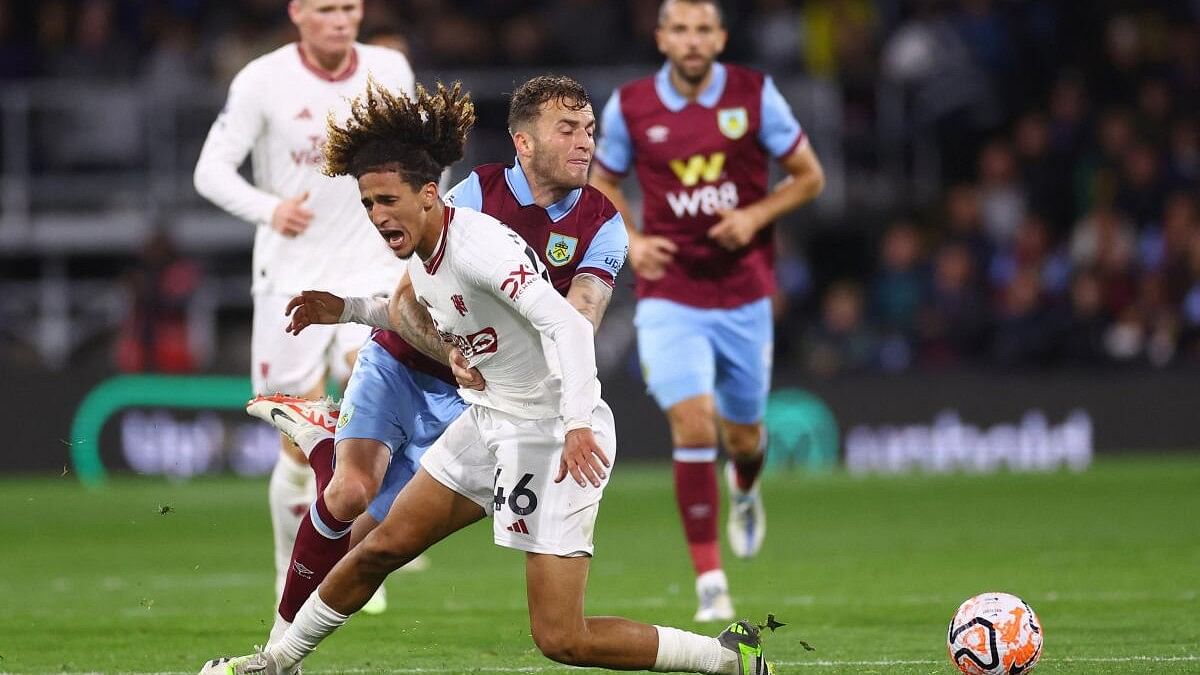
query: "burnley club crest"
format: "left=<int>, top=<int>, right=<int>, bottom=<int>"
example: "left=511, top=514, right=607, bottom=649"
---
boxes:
left=546, top=232, right=578, bottom=267
left=717, top=107, right=748, bottom=140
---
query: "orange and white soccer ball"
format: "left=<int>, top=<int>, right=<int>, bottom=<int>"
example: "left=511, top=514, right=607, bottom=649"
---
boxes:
left=947, top=592, right=1043, bottom=675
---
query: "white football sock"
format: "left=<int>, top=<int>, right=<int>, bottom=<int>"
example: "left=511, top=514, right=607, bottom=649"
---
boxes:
left=269, top=454, right=315, bottom=601
left=267, top=612, right=291, bottom=648
left=292, top=427, right=331, bottom=459
left=652, top=625, right=738, bottom=674
left=269, top=591, right=350, bottom=670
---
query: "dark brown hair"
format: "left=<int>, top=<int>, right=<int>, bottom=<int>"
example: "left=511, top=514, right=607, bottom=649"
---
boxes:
left=658, top=0, right=725, bottom=27
left=324, top=77, right=476, bottom=186
left=507, top=75, right=591, bottom=133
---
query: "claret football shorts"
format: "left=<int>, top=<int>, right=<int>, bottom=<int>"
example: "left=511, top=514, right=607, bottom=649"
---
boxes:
left=420, top=400, right=617, bottom=557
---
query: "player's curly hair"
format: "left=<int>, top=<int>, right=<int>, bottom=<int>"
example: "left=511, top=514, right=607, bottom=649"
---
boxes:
left=507, top=75, right=591, bottom=133
left=324, top=77, right=476, bottom=186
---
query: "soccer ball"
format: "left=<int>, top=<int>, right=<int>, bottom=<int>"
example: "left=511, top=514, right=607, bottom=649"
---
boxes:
left=947, top=592, right=1043, bottom=675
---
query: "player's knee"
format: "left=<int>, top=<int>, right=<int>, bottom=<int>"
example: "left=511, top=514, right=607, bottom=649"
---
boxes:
left=530, top=625, right=589, bottom=666
left=669, top=407, right=718, bottom=447
left=323, top=475, right=376, bottom=521
left=723, top=424, right=763, bottom=459
left=354, top=533, right=410, bottom=576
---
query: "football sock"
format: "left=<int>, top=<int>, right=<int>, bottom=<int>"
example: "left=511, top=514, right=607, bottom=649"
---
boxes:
left=307, top=438, right=336, bottom=493
left=291, top=425, right=331, bottom=460
left=278, top=491, right=353, bottom=622
left=652, top=625, right=738, bottom=674
left=269, top=454, right=315, bottom=601
left=673, top=448, right=721, bottom=575
left=271, top=591, right=349, bottom=670
left=267, top=613, right=290, bottom=647
left=732, top=439, right=765, bottom=492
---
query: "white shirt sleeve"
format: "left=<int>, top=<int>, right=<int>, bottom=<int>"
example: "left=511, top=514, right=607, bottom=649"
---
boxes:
left=468, top=241, right=597, bottom=431
left=193, top=66, right=281, bottom=226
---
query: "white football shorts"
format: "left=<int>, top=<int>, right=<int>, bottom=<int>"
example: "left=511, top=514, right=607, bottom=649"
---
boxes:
left=251, top=292, right=371, bottom=395
left=420, top=400, right=617, bottom=557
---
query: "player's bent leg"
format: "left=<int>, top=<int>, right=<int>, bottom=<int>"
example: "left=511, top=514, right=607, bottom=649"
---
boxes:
left=258, top=470, right=485, bottom=673
left=719, top=419, right=766, bottom=560
left=324, top=468, right=485, bottom=614
left=524, top=553, right=764, bottom=674
left=525, top=553, right=658, bottom=668
left=276, top=437, right=389, bottom=626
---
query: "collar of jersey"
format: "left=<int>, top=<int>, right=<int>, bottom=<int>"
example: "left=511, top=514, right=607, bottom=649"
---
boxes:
left=655, top=61, right=727, bottom=112
left=423, top=205, right=453, bottom=274
left=504, top=157, right=582, bottom=223
left=295, top=43, right=359, bottom=83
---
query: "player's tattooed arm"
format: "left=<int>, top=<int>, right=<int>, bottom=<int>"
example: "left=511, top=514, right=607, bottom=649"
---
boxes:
left=565, top=274, right=613, bottom=334
left=387, top=275, right=453, bottom=364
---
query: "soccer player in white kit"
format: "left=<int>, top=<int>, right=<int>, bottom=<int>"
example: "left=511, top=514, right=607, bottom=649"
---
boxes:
left=192, top=0, right=414, bottom=601
left=200, top=81, right=777, bottom=675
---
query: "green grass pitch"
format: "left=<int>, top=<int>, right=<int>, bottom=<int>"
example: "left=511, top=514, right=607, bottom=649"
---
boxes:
left=1, top=456, right=1197, bottom=673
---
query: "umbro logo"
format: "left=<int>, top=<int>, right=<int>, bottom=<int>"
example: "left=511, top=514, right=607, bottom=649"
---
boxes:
left=293, top=561, right=314, bottom=578
left=295, top=107, right=313, bottom=120
left=647, top=125, right=670, bottom=143
left=505, top=519, right=530, bottom=535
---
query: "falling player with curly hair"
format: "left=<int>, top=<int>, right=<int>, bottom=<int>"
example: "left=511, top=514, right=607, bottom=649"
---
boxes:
left=201, top=79, right=776, bottom=675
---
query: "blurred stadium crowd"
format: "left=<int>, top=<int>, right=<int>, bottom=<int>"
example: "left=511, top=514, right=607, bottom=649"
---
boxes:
left=1, top=0, right=1198, bottom=375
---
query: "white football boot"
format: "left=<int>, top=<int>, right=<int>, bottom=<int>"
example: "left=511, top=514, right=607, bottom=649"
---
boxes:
left=694, top=569, right=736, bottom=622
left=199, top=648, right=295, bottom=675
left=246, top=394, right=338, bottom=455
left=725, top=462, right=766, bottom=559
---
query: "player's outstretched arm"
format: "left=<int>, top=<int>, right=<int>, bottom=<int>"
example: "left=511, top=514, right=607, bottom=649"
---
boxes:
left=387, top=274, right=454, bottom=364
left=284, top=290, right=346, bottom=334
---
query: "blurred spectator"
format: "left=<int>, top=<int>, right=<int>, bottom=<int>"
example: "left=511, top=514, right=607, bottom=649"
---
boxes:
left=869, top=220, right=923, bottom=369
left=1059, top=270, right=1109, bottom=365
left=1070, top=207, right=1138, bottom=316
left=977, top=139, right=1028, bottom=246
left=1116, top=142, right=1169, bottom=228
left=115, top=229, right=202, bottom=373
left=992, top=266, right=1056, bottom=366
left=917, top=241, right=989, bottom=367
left=1013, top=111, right=1073, bottom=233
left=804, top=281, right=876, bottom=376
left=942, top=183, right=993, bottom=274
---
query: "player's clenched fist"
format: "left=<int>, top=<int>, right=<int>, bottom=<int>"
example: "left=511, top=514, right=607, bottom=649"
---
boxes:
left=556, top=427, right=610, bottom=488
left=271, top=190, right=314, bottom=237
left=628, top=231, right=678, bottom=281
left=285, top=290, right=344, bottom=335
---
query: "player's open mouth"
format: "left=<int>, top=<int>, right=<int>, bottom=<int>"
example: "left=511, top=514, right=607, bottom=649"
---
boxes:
left=380, top=229, right=405, bottom=250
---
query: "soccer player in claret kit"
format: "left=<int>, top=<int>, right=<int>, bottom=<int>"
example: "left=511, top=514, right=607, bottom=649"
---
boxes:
left=590, top=0, right=826, bottom=621
left=201, top=82, right=777, bottom=675
left=224, top=75, right=629, bottom=652
left=192, top=0, right=414, bottom=604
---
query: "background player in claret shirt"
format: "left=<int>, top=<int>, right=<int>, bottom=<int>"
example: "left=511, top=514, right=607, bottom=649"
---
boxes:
left=590, top=0, right=826, bottom=622
left=192, top=0, right=414, bottom=602
left=232, top=75, right=627, bottom=651
left=202, top=81, right=775, bottom=675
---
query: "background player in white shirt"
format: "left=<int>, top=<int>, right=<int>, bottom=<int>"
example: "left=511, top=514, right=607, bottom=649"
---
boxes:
left=192, top=0, right=414, bottom=601
left=201, top=82, right=777, bottom=675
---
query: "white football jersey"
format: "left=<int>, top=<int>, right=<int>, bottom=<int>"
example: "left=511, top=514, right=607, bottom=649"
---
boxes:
left=407, top=206, right=601, bottom=429
left=194, top=43, right=414, bottom=297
